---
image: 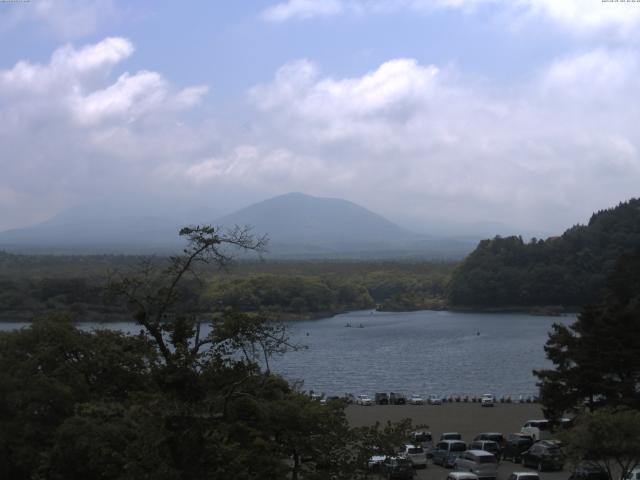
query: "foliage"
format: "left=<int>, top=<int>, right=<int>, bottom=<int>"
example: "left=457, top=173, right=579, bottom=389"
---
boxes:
left=0, top=226, right=417, bottom=479
left=448, top=198, right=640, bottom=307
left=559, top=408, right=640, bottom=480
left=534, top=248, right=640, bottom=418
left=0, top=253, right=456, bottom=320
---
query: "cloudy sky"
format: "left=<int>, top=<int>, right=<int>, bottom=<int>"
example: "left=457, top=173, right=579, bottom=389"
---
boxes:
left=1, top=0, right=639, bottom=235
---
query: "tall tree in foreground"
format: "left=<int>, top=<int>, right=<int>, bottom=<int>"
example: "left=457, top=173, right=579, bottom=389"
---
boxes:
left=534, top=248, right=640, bottom=480
left=0, top=225, right=399, bottom=479
left=534, top=248, right=640, bottom=418
left=560, top=408, right=640, bottom=480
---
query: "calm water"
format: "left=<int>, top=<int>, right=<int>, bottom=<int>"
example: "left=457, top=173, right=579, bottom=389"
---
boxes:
left=0, top=310, right=573, bottom=398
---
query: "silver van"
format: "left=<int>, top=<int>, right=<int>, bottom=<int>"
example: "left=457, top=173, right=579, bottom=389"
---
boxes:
left=453, top=450, right=498, bottom=480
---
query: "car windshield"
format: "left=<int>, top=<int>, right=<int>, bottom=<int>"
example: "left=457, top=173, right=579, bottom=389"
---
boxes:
left=408, top=447, right=424, bottom=454
left=479, top=456, right=497, bottom=464
left=451, top=443, right=466, bottom=452
left=484, top=444, right=498, bottom=453
left=545, top=447, right=561, bottom=456
left=518, top=476, right=539, bottom=480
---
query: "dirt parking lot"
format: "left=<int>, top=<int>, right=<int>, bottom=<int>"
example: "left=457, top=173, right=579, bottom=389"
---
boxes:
left=346, top=402, right=568, bottom=480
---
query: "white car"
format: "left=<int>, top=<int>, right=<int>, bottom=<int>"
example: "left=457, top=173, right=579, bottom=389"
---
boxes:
left=399, top=444, right=427, bottom=468
left=481, top=394, right=495, bottom=407
left=447, top=473, right=479, bottom=480
left=508, top=472, right=540, bottom=480
left=428, top=394, right=442, bottom=405
left=520, top=420, right=551, bottom=441
left=623, top=469, right=640, bottom=480
left=356, top=394, right=373, bottom=406
left=409, top=394, right=424, bottom=405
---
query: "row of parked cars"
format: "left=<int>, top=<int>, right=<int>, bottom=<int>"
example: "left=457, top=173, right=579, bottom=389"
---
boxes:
left=369, top=419, right=618, bottom=479
left=352, top=393, right=495, bottom=406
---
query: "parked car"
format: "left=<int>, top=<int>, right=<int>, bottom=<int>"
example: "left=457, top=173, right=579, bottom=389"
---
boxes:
left=409, top=394, right=424, bottom=405
left=411, top=431, right=433, bottom=451
left=474, top=433, right=506, bottom=448
left=390, top=392, right=407, bottom=405
left=429, top=394, right=442, bottom=405
left=344, top=393, right=356, bottom=404
left=399, top=444, right=427, bottom=469
left=481, top=394, right=495, bottom=407
left=568, top=462, right=608, bottom=480
left=520, top=420, right=551, bottom=442
left=432, top=440, right=467, bottom=468
left=375, top=392, right=390, bottom=405
left=453, top=449, right=498, bottom=479
left=502, top=434, right=533, bottom=463
left=381, top=457, right=416, bottom=479
left=368, top=454, right=387, bottom=472
left=468, top=440, right=501, bottom=461
left=447, top=472, right=479, bottom=480
left=441, top=432, right=463, bottom=441
left=520, top=440, right=564, bottom=471
left=356, top=394, right=373, bottom=406
left=507, top=472, right=540, bottom=480
left=623, top=468, right=640, bottom=480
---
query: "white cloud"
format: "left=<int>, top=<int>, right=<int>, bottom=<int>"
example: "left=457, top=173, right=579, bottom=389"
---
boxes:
left=0, top=37, right=210, bottom=230
left=1, top=0, right=120, bottom=39
left=245, top=52, right=640, bottom=231
left=262, top=0, right=640, bottom=37
left=262, top=0, right=343, bottom=22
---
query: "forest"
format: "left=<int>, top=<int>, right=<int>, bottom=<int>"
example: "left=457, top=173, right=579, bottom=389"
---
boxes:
left=447, top=198, right=640, bottom=308
left=1, top=198, right=638, bottom=321
left=0, top=252, right=454, bottom=321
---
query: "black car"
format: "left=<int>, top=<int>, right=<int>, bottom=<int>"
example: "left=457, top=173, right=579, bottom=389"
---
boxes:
left=521, top=440, right=564, bottom=471
left=569, top=462, right=608, bottom=480
left=375, top=392, right=390, bottom=405
left=502, top=434, right=533, bottom=462
left=382, top=457, right=415, bottom=479
left=389, top=392, right=406, bottom=405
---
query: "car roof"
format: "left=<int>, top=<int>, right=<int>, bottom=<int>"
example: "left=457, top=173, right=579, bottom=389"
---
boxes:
left=448, top=473, right=479, bottom=479
left=512, top=472, right=539, bottom=477
left=440, top=439, right=466, bottom=444
left=467, top=449, right=495, bottom=456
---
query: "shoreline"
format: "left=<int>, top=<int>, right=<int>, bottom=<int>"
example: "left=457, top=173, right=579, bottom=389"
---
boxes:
left=0, top=306, right=579, bottom=323
left=345, top=403, right=544, bottom=439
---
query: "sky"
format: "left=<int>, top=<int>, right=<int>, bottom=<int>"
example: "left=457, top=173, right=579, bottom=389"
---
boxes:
left=1, top=0, right=640, bottom=236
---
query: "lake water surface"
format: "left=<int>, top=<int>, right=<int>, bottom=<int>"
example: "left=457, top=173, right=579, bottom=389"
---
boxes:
left=0, top=310, right=574, bottom=398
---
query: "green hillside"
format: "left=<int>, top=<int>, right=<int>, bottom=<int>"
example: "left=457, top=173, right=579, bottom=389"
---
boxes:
left=447, top=198, right=640, bottom=307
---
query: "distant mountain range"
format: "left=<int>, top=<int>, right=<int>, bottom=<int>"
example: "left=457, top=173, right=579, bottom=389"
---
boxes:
left=0, top=192, right=478, bottom=258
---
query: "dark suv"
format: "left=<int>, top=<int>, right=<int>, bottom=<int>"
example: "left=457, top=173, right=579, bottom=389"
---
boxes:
left=521, top=440, right=564, bottom=471
left=568, top=462, right=608, bottom=480
left=389, top=392, right=406, bottom=405
left=502, top=434, right=533, bottom=463
left=375, top=392, right=389, bottom=405
left=382, top=457, right=415, bottom=479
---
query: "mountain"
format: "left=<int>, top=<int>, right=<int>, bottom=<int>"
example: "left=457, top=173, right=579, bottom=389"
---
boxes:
left=447, top=198, right=640, bottom=307
left=0, top=201, right=217, bottom=254
left=214, top=192, right=419, bottom=255
left=0, top=192, right=476, bottom=258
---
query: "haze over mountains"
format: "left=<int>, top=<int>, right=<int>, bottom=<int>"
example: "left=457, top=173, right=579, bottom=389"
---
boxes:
left=0, top=192, right=499, bottom=258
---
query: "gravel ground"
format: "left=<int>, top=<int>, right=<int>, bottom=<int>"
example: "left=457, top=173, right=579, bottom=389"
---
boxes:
left=346, top=402, right=569, bottom=480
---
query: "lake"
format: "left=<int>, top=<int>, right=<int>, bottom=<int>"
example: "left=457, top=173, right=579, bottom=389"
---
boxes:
left=0, top=309, right=574, bottom=398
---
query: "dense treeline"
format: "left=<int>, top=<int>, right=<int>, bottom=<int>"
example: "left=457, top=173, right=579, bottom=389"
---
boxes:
left=0, top=253, right=455, bottom=320
left=447, top=198, right=640, bottom=307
